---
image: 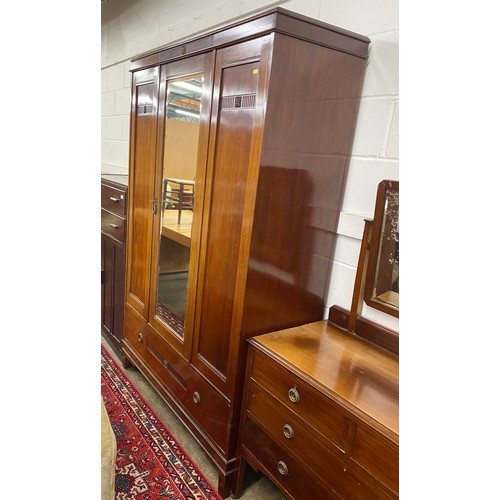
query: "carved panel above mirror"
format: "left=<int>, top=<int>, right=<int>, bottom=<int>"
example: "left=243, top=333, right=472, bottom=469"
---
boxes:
left=365, top=180, right=399, bottom=318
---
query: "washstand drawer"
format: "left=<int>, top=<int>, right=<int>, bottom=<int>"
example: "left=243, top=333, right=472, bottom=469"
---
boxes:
left=243, top=417, right=379, bottom=500
left=251, top=350, right=351, bottom=452
left=246, top=379, right=349, bottom=482
left=242, top=417, right=337, bottom=499
left=102, top=183, right=127, bottom=215
left=351, top=426, right=399, bottom=494
left=143, top=328, right=231, bottom=453
left=101, top=209, right=125, bottom=243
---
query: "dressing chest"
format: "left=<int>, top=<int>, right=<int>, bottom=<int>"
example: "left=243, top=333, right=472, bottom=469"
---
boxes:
left=235, top=314, right=399, bottom=499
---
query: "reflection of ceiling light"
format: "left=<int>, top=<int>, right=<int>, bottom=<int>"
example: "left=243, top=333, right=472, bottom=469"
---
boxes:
left=175, top=109, right=199, bottom=119
left=170, top=81, right=202, bottom=93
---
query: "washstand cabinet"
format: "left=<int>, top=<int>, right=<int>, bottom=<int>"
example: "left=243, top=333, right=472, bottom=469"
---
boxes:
left=122, top=7, right=370, bottom=497
left=101, top=175, right=128, bottom=355
left=234, top=315, right=399, bottom=499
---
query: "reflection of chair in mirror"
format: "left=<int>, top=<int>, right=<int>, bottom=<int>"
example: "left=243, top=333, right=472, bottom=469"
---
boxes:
left=158, top=177, right=194, bottom=334
left=162, top=177, right=195, bottom=224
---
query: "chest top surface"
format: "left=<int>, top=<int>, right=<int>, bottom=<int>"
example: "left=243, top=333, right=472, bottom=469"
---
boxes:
left=249, top=321, right=399, bottom=441
left=101, top=174, right=129, bottom=189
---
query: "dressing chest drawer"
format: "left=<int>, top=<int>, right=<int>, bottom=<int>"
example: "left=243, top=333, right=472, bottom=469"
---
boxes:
left=234, top=321, right=399, bottom=499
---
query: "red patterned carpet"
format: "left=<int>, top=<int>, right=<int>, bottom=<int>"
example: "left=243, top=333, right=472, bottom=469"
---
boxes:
left=101, top=345, right=222, bottom=500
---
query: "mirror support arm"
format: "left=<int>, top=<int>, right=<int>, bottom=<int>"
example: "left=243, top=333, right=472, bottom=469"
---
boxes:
left=348, top=219, right=373, bottom=333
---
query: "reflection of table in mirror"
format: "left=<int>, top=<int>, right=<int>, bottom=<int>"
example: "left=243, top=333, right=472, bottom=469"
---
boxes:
left=161, top=209, right=192, bottom=248
left=375, top=290, right=399, bottom=309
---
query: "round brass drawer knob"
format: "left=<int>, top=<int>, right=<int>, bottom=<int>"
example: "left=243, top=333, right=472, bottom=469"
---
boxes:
left=288, top=387, right=300, bottom=403
left=283, top=424, right=294, bottom=439
left=277, top=461, right=288, bottom=476
left=138, top=332, right=143, bottom=343
left=193, top=391, right=201, bottom=404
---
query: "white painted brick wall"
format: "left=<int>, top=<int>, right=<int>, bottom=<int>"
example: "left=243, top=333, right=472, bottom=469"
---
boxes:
left=101, top=60, right=131, bottom=174
left=101, top=0, right=399, bottom=331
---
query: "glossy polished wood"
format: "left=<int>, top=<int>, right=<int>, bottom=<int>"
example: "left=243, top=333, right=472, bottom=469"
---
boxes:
left=249, top=322, right=398, bottom=438
left=123, top=8, right=370, bottom=497
left=125, top=68, right=158, bottom=319
left=330, top=304, right=399, bottom=355
left=195, top=41, right=263, bottom=384
left=241, top=33, right=367, bottom=336
left=235, top=318, right=398, bottom=498
left=130, top=7, right=370, bottom=70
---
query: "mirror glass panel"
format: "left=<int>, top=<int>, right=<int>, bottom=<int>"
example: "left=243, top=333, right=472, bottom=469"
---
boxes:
left=155, top=74, right=202, bottom=338
left=365, top=180, right=399, bottom=317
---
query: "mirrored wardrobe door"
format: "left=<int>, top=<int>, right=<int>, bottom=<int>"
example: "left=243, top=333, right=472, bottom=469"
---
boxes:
left=148, top=53, right=214, bottom=355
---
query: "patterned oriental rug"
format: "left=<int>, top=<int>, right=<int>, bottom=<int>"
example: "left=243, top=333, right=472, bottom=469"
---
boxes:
left=101, top=345, right=222, bottom=500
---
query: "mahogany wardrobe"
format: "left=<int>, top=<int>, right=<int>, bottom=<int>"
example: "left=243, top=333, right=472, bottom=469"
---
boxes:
left=122, top=7, right=369, bottom=497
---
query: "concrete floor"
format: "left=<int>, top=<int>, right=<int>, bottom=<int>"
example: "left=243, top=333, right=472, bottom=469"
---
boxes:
left=101, top=334, right=285, bottom=499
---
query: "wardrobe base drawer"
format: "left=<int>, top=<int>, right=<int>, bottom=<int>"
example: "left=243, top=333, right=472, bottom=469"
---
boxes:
left=145, top=329, right=231, bottom=454
left=127, top=322, right=232, bottom=455
left=124, top=303, right=149, bottom=355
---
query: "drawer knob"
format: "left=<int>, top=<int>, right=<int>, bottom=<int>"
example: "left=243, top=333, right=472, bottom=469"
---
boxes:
left=109, top=197, right=121, bottom=202
left=288, top=387, right=300, bottom=404
left=138, top=332, right=143, bottom=343
left=277, top=461, right=288, bottom=476
left=109, top=223, right=120, bottom=229
left=283, top=424, right=294, bottom=439
left=193, top=391, right=201, bottom=404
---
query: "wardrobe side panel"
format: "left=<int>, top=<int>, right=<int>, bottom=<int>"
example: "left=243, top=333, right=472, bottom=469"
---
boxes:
left=242, top=34, right=368, bottom=335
